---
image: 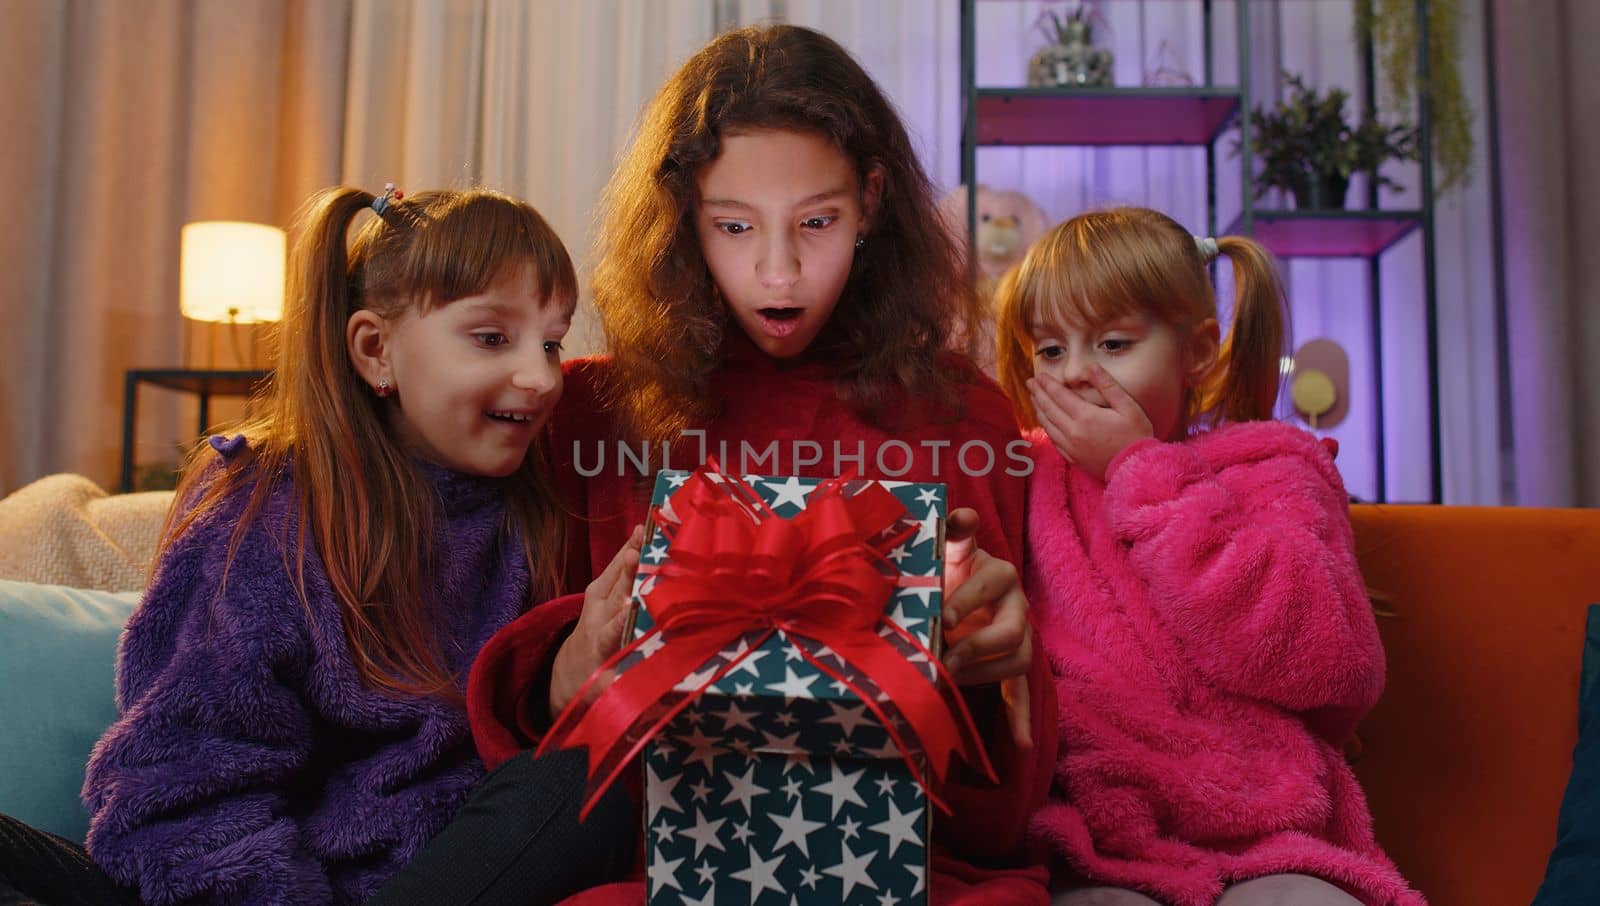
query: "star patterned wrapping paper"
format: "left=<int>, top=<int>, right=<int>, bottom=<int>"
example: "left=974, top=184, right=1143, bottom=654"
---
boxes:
left=632, top=470, right=946, bottom=905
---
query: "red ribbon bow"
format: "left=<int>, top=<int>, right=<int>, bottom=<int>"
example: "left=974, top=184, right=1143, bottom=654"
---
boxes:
left=539, top=461, right=994, bottom=818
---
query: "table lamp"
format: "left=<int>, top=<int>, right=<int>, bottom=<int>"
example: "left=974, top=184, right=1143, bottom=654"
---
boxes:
left=179, top=221, right=286, bottom=367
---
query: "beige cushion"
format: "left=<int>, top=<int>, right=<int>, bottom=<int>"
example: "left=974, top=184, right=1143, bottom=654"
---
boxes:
left=0, top=474, right=174, bottom=592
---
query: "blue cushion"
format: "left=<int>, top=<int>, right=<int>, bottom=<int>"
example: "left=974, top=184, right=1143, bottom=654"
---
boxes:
left=1534, top=603, right=1600, bottom=904
left=0, top=580, right=137, bottom=841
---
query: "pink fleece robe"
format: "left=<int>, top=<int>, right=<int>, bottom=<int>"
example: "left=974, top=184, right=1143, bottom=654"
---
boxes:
left=1023, top=421, right=1423, bottom=906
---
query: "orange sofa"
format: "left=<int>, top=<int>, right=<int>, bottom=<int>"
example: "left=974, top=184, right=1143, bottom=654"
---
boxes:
left=1349, top=504, right=1600, bottom=906
left=3, top=478, right=1599, bottom=902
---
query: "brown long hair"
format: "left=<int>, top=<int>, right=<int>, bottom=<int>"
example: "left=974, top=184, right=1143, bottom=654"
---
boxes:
left=161, top=187, right=576, bottom=701
left=995, top=206, right=1287, bottom=431
left=590, top=24, right=984, bottom=445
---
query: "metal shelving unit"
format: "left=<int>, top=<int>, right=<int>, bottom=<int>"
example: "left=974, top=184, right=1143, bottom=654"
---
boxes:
left=959, top=0, right=1441, bottom=502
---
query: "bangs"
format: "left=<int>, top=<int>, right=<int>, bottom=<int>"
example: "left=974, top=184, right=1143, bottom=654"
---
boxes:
left=1018, top=232, right=1142, bottom=336
left=1019, top=211, right=1200, bottom=336
left=373, top=190, right=577, bottom=311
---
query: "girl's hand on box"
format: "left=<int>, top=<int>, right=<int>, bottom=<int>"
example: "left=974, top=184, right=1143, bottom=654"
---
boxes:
left=549, top=525, right=644, bottom=720
left=940, top=507, right=1033, bottom=749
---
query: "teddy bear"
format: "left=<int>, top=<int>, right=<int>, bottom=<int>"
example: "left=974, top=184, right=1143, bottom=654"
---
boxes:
left=937, top=184, right=1051, bottom=375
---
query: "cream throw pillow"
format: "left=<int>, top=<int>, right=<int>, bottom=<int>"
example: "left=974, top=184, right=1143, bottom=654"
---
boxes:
left=0, top=474, right=174, bottom=592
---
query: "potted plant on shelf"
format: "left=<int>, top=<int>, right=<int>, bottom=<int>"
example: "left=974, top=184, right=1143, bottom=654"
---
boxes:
left=1239, top=72, right=1420, bottom=210
left=1027, top=4, right=1113, bottom=88
left=1359, top=0, right=1472, bottom=193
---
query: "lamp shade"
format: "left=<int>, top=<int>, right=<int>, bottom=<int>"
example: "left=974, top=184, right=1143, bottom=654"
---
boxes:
left=179, top=221, right=286, bottom=323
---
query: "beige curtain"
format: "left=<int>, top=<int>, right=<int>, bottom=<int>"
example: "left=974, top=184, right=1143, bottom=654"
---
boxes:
left=339, top=0, right=714, bottom=354
left=0, top=0, right=711, bottom=495
left=1493, top=0, right=1600, bottom=506
left=0, top=0, right=350, bottom=495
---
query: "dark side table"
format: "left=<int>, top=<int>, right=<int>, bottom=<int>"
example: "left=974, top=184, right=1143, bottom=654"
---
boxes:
left=119, top=369, right=271, bottom=491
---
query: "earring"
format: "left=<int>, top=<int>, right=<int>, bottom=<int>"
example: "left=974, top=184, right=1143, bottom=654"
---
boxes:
left=375, top=378, right=391, bottom=397
left=855, top=236, right=865, bottom=249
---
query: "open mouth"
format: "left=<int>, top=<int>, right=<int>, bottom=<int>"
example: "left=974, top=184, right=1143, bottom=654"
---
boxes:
left=486, top=409, right=537, bottom=424
left=756, top=306, right=804, bottom=339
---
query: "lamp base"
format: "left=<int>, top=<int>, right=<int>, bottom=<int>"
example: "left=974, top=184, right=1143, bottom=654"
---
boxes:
left=183, top=317, right=268, bottom=370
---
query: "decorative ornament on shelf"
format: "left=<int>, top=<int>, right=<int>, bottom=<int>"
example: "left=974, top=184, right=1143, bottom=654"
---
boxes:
left=1027, top=4, right=1113, bottom=89
left=1236, top=72, right=1420, bottom=210
left=938, top=184, right=1051, bottom=377
left=1143, top=39, right=1195, bottom=87
left=1288, top=339, right=1351, bottom=430
left=937, top=184, right=1050, bottom=285
left=1291, top=372, right=1337, bottom=429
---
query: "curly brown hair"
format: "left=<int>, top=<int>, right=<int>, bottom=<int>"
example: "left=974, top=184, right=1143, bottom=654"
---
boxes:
left=590, top=24, right=983, bottom=445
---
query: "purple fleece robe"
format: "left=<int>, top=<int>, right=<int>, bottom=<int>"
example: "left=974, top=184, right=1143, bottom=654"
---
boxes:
left=82, top=436, right=531, bottom=905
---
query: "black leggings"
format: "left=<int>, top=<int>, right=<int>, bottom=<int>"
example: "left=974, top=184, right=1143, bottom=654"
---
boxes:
left=366, top=747, right=636, bottom=904
left=1, top=748, right=635, bottom=906
left=0, top=817, right=137, bottom=906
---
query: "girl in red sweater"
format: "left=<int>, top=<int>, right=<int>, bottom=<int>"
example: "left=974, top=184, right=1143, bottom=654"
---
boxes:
left=465, top=23, right=1057, bottom=906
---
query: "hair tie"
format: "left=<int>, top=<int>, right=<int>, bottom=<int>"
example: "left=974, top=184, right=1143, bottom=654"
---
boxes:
left=1194, top=235, right=1220, bottom=263
left=372, top=182, right=404, bottom=216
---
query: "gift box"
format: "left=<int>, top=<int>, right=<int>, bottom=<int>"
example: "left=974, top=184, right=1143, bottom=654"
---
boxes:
left=631, top=470, right=949, bottom=905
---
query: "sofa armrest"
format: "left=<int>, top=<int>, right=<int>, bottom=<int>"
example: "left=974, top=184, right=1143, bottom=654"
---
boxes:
left=1350, top=504, right=1600, bottom=906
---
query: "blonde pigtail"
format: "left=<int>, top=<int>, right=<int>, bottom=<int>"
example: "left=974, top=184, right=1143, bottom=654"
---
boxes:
left=1197, top=236, right=1289, bottom=425
left=992, top=261, right=1040, bottom=429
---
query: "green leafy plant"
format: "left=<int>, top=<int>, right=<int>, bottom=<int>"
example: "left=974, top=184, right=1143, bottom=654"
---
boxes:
left=1036, top=4, right=1098, bottom=45
left=1358, top=0, right=1472, bottom=193
left=1239, top=72, right=1420, bottom=208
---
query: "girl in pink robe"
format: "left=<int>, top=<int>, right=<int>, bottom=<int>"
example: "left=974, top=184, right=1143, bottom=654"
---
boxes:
left=993, top=207, right=1423, bottom=906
